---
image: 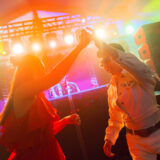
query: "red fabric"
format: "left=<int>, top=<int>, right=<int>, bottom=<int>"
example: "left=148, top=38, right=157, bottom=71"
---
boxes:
left=0, top=93, right=65, bottom=160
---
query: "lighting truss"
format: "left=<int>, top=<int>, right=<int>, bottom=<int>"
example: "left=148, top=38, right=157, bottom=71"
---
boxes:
left=0, top=14, right=104, bottom=40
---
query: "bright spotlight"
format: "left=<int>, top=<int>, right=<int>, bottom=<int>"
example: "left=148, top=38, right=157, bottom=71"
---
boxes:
left=2, top=51, right=7, bottom=55
left=32, top=42, right=41, bottom=52
left=12, top=43, right=24, bottom=54
left=45, top=33, right=57, bottom=49
left=49, top=40, right=57, bottom=49
left=95, top=28, right=106, bottom=40
left=0, top=50, right=7, bottom=56
left=81, top=18, right=86, bottom=23
left=0, top=41, right=8, bottom=56
left=125, top=25, right=135, bottom=34
left=64, top=34, right=74, bottom=45
left=113, top=31, right=118, bottom=36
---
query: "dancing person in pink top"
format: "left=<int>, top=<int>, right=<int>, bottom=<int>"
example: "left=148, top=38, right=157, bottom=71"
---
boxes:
left=0, top=30, right=91, bottom=160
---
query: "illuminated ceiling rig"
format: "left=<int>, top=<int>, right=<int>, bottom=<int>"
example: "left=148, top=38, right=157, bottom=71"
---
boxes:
left=0, top=15, right=104, bottom=41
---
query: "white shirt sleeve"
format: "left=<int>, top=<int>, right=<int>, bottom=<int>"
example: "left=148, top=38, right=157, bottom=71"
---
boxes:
left=104, top=82, right=124, bottom=145
left=105, top=103, right=124, bottom=145
left=115, top=50, right=155, bottom=86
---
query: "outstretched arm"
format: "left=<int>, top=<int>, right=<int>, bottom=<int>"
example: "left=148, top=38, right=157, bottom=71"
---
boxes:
left=18, top=30, right=91, bottom=98
left=84, top=28, right=155, bottom=85
left=94, top=39, right=155, bottom=85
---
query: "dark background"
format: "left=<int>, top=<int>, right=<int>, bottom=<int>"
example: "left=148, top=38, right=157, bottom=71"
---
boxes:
left=0, top=86, right=160, bottom=160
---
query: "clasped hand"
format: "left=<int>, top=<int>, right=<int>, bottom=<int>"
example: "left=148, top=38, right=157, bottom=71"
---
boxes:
left=78, top=28, right=105, bottom=55
left=78, top=29, right=92, bottom=48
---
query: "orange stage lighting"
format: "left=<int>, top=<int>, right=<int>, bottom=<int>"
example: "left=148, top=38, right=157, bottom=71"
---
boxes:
left=12, top=43, right=24, bottom=55
left=32, top=42, right=42, bottom=52
left=64, top=34, right=74, bottom=45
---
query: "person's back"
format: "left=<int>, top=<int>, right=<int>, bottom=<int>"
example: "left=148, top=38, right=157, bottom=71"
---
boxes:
left=1, top=93, right=65, bottom=160
left=0, top=30, right=91, bottom=160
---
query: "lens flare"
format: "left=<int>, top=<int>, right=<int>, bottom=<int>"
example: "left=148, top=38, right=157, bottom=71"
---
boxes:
left=64, top=34, right=74, bottom=45
left=12, top=43, right=24, bottom=54
left=32, top=42, right=41, bottom=52
left=95, top=28, right=106, bottom=40
left=49, top=40, right=57, bottom=48
left=125, top=25, right=135, bottom=34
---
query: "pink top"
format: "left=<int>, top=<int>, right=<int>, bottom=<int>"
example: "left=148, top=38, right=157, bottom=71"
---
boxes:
left=0, top=93, right=65, bottom=160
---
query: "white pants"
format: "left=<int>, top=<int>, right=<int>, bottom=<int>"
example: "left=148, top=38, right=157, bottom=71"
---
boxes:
left=126, top=129, right=160, bottom=160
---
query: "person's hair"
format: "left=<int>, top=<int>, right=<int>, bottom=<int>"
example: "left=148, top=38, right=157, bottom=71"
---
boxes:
left=98, top=42, right=125, bottom=59
left=99, top=43, right=125, bottom=67
left=108, top=43, right=125, bottom=52
left=0, top=54, right=43, bottom=125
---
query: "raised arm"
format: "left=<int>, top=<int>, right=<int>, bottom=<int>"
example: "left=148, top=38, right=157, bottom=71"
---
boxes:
left=94, top=40, right=155, bottom=85
left=18, top=30, right=91, bottom=98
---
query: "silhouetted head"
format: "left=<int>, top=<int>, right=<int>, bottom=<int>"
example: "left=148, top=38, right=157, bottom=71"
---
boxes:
left=11, top=54, right=45, bottom=90
left=0, top=54, right=45, bottom=125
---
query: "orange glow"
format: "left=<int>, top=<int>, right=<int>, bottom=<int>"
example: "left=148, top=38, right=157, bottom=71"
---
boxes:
left=0, top=50, right=7, bottom=56
left=49, top=40, right=57, bottom=49
left=32, top=42, right=41, bottom=52
left=12, top=43, right=24, bottom=54
left=95, top=28, right=106, bottom=40
left=81, top=18, right=86, bottom=23
left=64, top=34, right=74, bottom=45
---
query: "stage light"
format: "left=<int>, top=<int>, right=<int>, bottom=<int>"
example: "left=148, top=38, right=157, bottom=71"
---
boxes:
left=12, top=43, right=24, bottom=54
left=113, top=31, right=118, bottom=36
left=63, top=29, right=74, bottom=45
left=29, top=35, right=43, bottom=52
left=81, top=18, right=86, bottom=23
left=95, top=28, right=106, bottom=40
left=11, top=37, right=24, bottom=55
left=32, top=42, right=41, bottom=52
left=2, top=51, right=7, bottom=55
left=125, top=25, right=135, bottom=34
left=0, top=41, right=9, bottom=56
left=49, top=40, right=57, bottom=49
left=64, top=34, right=74, bottom=45
left=106, top=22, right=119, bottom=39
left=45, top=33, right=58, bottom=49
left=0, top=50, right=7, bottom=56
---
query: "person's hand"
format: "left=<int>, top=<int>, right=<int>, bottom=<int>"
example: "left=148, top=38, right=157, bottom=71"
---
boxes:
left=103, top=139, right=115, bottom=157
left=78, top=29, right=92, bottom=48
left=84, top=27, right=104, bottom=48
left=84, top=27, right=106, bottom=58
left=78, top=27, right=104, bottom=50
left=64, top=113, right=81, bottom=126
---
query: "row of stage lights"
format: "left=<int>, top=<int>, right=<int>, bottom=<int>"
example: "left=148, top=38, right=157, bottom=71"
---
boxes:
left=0, top=33, right=76, bottom=56
left=0, top=24, right=135, bottom=56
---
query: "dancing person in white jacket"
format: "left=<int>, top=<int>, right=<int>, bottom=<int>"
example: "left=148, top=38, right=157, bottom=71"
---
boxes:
left=95, top=40, right=160, bottom=160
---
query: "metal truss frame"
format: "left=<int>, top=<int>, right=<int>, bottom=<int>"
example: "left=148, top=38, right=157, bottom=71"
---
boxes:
left=0, top=14, right=104, bottom=40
